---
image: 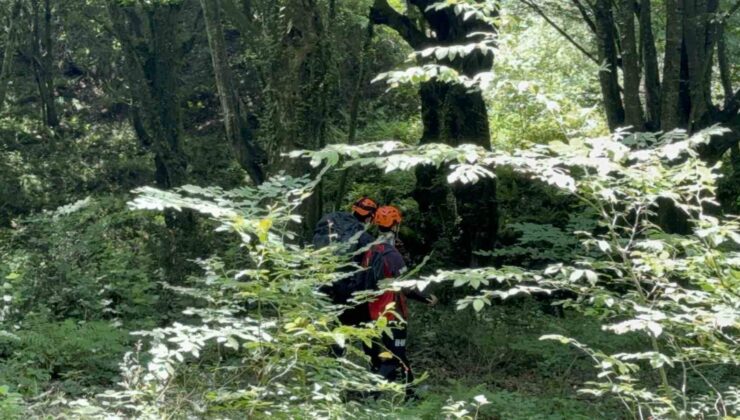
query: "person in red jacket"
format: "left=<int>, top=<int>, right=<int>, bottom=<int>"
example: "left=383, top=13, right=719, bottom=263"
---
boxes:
left=364, top=206, right=437, bottom=393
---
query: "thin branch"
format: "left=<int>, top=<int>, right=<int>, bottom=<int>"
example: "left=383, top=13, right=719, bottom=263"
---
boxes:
left=723, top=0, right=740, bottom=20
left=519, top=0, right=600, bottom=65
left=571, top=0, right=597, bottom=33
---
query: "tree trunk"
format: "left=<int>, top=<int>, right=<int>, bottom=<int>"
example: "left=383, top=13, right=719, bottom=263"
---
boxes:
left=108, top=2, right=196, bottom=286
left=109, top=3, right=188, bottom=190
left=593, top=0, right=625, bottom=130
left=545, top=0, right=740, bottom=175
left=682, top=0, right=711, bottom=130
left=617, top=0, right=645, bottom=130
left=30, top=0, right=59, bottom=128
left=659, top=0, right=684, bottom=131
left=148, top=6, right=187, bottom=190
left=717, top=24, right=733, bottom=108
left=200, top=0, right=266, bottom=185
left=335, top=22, right=374, bottom=209
left=414, top=82, right=498, bottom=266
left=0, top=0, right=21, bottom=111
left=639, top=0, right=661, bottom=129
left=265, top=0, right=328, bottom=238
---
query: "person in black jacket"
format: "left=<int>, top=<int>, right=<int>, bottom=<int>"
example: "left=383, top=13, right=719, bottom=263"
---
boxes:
left=313, top=197, right=380, bottom=359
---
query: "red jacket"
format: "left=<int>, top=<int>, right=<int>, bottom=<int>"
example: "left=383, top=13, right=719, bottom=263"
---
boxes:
left=363, top=242, right=427, bottom=321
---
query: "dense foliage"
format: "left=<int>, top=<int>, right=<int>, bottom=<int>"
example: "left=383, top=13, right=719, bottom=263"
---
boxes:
left=0, top=0, right=738, bottom=419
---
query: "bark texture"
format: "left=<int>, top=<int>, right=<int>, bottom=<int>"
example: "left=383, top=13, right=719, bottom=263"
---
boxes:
left=616, top=0, right=644, bottom=130
left=264, top=0, right=330, bottom=237
left=661, top=0, right=684, bottom=130
left=639, top=0, right=661, bottom=129
left=0, top=0, right=21, bottom=110
left=200, top=0, right=266, bottom=185
left=593, top=0, right=625, bottom=131
left=30, top=0, right=59, bottom=128
left=109, top=3, right=188, bottom=190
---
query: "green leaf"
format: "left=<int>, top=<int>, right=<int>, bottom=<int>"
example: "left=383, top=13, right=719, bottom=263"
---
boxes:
left=472, top=299, right=485, bottom=312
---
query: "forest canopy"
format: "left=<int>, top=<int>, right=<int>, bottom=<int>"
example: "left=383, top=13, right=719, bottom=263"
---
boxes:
left=0, top=0, right=738, bottom=419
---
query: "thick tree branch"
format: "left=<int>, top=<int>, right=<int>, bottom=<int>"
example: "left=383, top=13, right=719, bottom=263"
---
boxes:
left=370, top=0, right=430, bottom=49
left=519, top=0, right=600, bottom=65
left=698, top=118, right=740, bottom=162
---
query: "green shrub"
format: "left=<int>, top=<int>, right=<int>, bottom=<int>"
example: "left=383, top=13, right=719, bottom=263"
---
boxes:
left=0, top=318, right=127, bottom=396
left=0, top=118, right=150, bottom=223
left=1, top=196, right=161, bottom=325
left=62, top=178, right=406, bottom=418
left=300, top=127, right=740, bottom=418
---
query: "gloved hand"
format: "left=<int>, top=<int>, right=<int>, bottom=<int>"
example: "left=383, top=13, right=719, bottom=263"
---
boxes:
left=426, top=294, right=439, bottom=307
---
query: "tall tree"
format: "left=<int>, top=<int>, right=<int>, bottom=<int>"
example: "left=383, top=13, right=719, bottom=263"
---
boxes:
left=616, top=0, right=644, bottom=130
left=639, top=0, right=661, bottom=129
left=29, top=0, right=59, bottom=128
left=107, top=0, right=198, bottom=283
left=334, top=21, right=375, bottom=209
left=370, top=0, right=499, bottom=265
left=528, top=0, right=740, bottom=160
left=199, top=0, right=266, bottom=185
left=592, top=0, right=625, bottom=130
left=107, top=2, right=188, bottom=191
left=260, top=0, right=332, bottom=236
left=0, top=0, right=22, bottom=111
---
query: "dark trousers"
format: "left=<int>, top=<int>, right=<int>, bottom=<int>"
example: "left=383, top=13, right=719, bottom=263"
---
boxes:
left=365, top=326, right=414, bottom=386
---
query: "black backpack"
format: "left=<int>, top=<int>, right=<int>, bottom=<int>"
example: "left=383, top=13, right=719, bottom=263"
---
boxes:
left=312, top=212, right=374, bottom=304
left=312, top=211, right=370, bottom=251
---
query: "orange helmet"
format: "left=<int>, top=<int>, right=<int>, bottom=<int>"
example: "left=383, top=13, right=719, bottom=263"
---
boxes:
left=374, top=206, right=402, bottom=228
left=351, top=196, right=378, bottom=217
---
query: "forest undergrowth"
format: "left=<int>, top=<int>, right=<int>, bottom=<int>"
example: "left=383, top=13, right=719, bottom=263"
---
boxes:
left=1, top=0, right=739, bottom=418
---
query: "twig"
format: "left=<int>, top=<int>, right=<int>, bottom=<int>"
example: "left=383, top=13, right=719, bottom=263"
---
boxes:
left=518, top=0, right=600, bottom=65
